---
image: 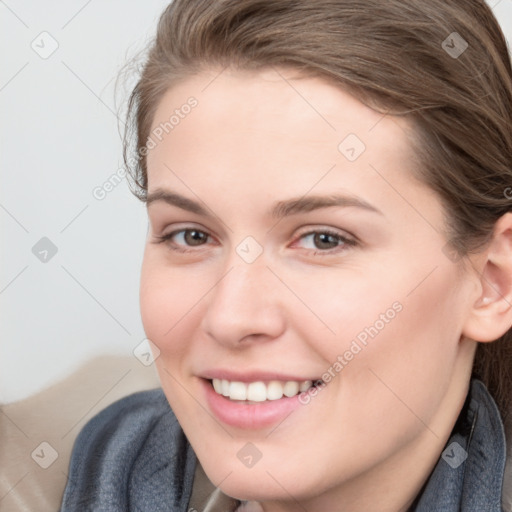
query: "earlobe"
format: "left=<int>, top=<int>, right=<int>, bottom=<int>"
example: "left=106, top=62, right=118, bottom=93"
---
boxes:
left=462, top=212, right=512, bottom=343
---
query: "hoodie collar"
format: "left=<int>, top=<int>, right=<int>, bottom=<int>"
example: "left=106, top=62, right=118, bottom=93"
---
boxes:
left=413, top=378, right=507, bottom=511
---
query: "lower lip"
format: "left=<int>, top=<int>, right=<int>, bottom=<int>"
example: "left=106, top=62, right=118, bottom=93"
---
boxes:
left=202, top=379, right=306, bottom=429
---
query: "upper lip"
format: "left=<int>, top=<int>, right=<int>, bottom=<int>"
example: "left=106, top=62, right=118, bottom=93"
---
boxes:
left=200, top=369, right=321, bottom=383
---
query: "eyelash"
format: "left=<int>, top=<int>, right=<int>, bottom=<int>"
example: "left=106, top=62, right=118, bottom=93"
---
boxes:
left=153, top=227, right=357, bottom=255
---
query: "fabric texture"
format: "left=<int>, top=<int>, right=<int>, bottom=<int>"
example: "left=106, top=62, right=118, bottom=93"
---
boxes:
left=60, top=379, right=507, bottom=511
left=60, top=389, right=196, bottom=512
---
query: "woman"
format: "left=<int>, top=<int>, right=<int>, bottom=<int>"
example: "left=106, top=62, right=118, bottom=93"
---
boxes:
left=60, top=0, right=512, bottom=510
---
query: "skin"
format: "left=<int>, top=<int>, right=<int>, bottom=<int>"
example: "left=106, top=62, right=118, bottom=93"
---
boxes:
left=139, top=67, right=512, bottom=512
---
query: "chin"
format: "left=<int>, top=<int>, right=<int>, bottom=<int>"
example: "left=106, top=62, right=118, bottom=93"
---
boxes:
left=199, top=452, right=324, bottom=504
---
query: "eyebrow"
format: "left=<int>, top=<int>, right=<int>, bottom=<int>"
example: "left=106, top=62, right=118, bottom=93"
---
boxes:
left=145, top=188, right=383, bottom=219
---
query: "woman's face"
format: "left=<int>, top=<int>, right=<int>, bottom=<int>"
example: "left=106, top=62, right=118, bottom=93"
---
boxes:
left=140, top=67, right=478, bottom=509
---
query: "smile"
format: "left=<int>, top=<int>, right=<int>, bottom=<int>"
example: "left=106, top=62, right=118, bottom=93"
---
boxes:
left=202, top=375, right=326, bottom=428
left=211, top=378, right=319, bottom=402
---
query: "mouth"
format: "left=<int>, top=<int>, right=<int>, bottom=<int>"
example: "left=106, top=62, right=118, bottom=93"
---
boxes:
left=200, top=373, right=326, bottom=428
left=210, top=378, right=322, bottom=402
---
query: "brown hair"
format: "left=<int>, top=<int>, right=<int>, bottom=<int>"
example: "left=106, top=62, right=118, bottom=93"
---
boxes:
left=122, top=0, right=512, bottom=424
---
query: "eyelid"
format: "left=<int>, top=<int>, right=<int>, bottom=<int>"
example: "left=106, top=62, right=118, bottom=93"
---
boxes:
left=290, top=226, right=357, bottom=253
left=152, top=224, right=358, bottom=255
left=293, top=225, right=357, bottom=242
left=152, top=220, right=215, bottom=241
left=152, top=226, right=215, bottom=251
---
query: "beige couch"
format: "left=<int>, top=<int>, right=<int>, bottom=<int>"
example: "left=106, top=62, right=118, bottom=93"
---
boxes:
left=0, top=356, right=160, bottom=512
left=1, top=357, right=512, bottom=511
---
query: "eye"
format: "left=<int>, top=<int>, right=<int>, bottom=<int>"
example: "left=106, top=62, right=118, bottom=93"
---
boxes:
left=153, top=228, right=212, bottom=253
left=293, top=229, right=357, bottom=254
left=153, top=226, right=357, bottom=255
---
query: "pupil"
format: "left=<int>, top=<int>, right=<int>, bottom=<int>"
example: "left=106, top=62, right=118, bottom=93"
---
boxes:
left=315, top=233, right=337, bottom=249
left=186, top=230, right=206, bottom=246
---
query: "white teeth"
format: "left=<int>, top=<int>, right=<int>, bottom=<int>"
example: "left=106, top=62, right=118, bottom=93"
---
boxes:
left=212, top=379, right=223, bottom=394
left=229, top=381, right=247, bottom=400
left=266, top=381, right=284, bottom=400
left=283, top=381, right=299, bottom=397
left=247, top=382, right=267, bottom=402
left=299, top=380, right=313, bottom=392
left=211, top=378, right=317, bottom=401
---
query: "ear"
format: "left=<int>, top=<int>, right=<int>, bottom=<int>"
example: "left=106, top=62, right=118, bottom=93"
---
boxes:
left=462, top=212, right=512, bottom=342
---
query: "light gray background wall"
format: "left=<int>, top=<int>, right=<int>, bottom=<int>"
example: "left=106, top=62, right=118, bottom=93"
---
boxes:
left=1, top=0, right=512, bottom=404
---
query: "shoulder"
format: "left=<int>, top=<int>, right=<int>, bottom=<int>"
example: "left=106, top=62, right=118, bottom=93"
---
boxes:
left=60, top=388, right=197, bottom=511
left=66, top=388, right=175, bottom=475
left=72, top=387, right=172, bottom=447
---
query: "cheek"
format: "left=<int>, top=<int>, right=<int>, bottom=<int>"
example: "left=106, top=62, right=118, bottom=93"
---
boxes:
left=139, top=257, right=209, bottom=418
left=279, top=262, right=413, bottom=363
left=295, top=257, right=465, bottom=409
left=139, top=256, right=199, bottom=361
left=331, top=263, right=466, bottom=428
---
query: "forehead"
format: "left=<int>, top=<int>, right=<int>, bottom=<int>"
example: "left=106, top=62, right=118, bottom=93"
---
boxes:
left=146, top=67, right=422, bottom=208
left=148, top=66, right=408, bottom=151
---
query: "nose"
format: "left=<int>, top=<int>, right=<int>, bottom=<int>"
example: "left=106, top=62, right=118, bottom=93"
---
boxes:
left=199, top=256, right=286, bottom=348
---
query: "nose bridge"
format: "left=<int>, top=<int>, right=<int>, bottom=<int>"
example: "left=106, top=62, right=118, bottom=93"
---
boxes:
left=215, top=232, right=272, bottom=301
left=200, top=246, right=285, bottom=345
left=214, top=251, right=271, bottom=313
